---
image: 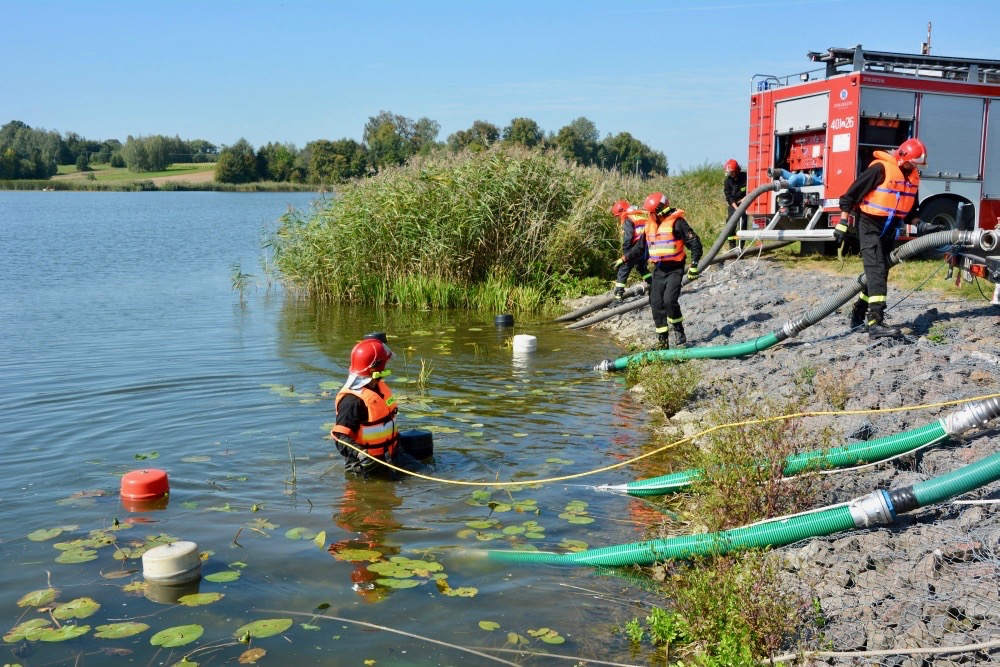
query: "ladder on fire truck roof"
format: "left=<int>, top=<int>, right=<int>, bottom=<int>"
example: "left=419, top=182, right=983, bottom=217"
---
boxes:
left=807, top=45, right=1000, bottom=84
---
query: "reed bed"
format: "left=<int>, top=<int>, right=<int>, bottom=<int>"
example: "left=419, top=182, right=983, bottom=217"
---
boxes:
left=269, top=146, right=727, bottom=310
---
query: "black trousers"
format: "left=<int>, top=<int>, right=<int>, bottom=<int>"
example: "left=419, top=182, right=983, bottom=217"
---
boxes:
left=649, top=261, right=685, bottom=331
left=615, top=256, right=651, bottom=287
left=857, top=214, right=895, bottom=321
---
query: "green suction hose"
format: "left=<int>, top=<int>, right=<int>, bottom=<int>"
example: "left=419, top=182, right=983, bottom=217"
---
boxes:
left=607, top=396, right=1000, bottom=497
left=484, top=448, right=1000, bottom=568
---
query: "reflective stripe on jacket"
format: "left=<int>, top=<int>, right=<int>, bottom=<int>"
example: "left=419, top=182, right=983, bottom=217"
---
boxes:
left=858, top=151, right=919, bottom=223
left=332, top=379, right=398, bottom=458
left=646, top=209, right=687, bottom=263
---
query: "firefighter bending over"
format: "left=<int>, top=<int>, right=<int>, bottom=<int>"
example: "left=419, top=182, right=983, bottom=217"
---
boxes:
left=834, top=138, right=936, bottom=339
left=331, top=337, right=417, bottom=478
left=610, top=199, right=652, bottom=301
left=641, top=192, right=704, bottom=349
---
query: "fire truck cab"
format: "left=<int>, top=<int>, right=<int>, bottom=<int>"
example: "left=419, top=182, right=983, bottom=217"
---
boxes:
left=742, top=45, right=1000, bottom=256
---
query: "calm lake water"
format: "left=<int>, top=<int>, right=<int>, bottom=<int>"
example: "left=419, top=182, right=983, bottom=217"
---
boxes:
left=0, top=191, right=667, bottom=666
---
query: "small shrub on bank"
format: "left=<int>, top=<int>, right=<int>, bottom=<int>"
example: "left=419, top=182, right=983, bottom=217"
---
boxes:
left=625, top=358, right=701, bottom=418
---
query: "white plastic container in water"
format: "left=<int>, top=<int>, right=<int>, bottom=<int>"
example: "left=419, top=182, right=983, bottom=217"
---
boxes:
left=512, top=334, right=537, bottom=353
left=142, top=541, right=202, bottom=585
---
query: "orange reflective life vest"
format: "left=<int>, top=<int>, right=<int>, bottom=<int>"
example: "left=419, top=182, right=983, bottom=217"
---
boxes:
left=646, top=209, right=687, bottom=263
left=622, top=210, right=650, bottom=245
left=332, top=379, right=398, bottom=458
left=858, top=151, right=919, bottom=222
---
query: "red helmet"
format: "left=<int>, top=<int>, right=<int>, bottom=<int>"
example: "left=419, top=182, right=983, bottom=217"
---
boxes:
left=349, top=339, right=394, bottom=376
left=641, top=192, right=670, bottom=215
left=895, top=138, right=927, bottom=166
left=610, top=199, right=630, bottom=217
left=724, top=159, right=740, bottom=174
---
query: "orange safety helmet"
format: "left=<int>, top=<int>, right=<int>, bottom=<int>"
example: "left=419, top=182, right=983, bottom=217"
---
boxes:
left=349, top=339, right=394, bottom=376
left=610, top=199, right=630, bottom=217
left=724, top=159, right=740, bottom=174
left=895, top=138, right=927, bottom=166
left=641, top=192, right=670, bottom=216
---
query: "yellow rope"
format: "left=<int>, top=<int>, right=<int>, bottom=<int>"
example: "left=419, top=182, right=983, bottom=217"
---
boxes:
left=332, top=391, right=1000, bottom=488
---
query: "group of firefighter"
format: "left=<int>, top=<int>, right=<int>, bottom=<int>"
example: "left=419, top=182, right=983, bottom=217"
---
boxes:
left=327, top=139, right=935, bottom=484
left=611, top=137, right=935, bottom=344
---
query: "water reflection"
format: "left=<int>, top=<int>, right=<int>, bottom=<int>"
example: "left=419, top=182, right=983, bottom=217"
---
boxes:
left=328, top=476, right=403, bottom=604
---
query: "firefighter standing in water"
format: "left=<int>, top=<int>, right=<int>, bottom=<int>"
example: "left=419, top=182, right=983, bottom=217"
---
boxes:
left=641, top=192, right=704, bottom=349
left=834, top=138, right=930, bottom=339
left=723, top=159, right=748, bottom=250
left=331, top=336, right=415, bottom=478
left=610, top=199, right=652, bottom=301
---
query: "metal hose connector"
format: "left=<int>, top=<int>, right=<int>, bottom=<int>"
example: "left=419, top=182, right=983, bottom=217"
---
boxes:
left=941, top=396, right=1000, bottom=435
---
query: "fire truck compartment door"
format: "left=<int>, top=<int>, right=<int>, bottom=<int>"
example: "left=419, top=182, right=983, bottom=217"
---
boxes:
left=984, top=101, right=1000, bottom=198
left=774, top=94, right=829, bottom=134
left=918, top=95, right=984, bottom=178
left=860, top=89, right=916, bottom=120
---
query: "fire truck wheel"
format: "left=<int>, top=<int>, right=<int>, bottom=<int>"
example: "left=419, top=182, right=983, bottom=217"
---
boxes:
left=918, top=199, right=961, bottom=260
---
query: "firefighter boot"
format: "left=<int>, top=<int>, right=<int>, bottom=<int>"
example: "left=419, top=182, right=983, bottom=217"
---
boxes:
left=867, top=313, right=902, bottom=339
left=672, top=323, right=688, bottom=349
left=613, top=286, right=625, bottom=301
left=657, top=332, right=670, bottom=350
left=849, top=300, right=868, bottom=330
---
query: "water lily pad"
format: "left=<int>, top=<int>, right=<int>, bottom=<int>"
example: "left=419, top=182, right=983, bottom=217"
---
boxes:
left=181, top=455, right=211, bottom=463
left=4, top=618, right=51, bottom=642
left=37, top=624, right=91, bottom=642
left=151, top=624, right=204, bottom=647
left=53, top=597, right=100, bottom=619
left=512, top=433, right=528, bottom=438
left=178, top=592, right=224, bottom=606
left=502, top=526, right=525, bottom=535
left=332, top=548, right=382, bottom=562
left=18, top=588, right=57, bottom=608
left=442, top=586, right=477, bottom=597
left=284, top=527, right=317, bottom=540
left=94, top=622, right=149, bottom=639
left=465, top=520, right=497, bottom=530
left=134, top=451, right=159, bottom=460
left=479, top=621, right=500, bottom=631
left=376, top=578, right=420, bottom=589
left=545, top=458, right=574, bottom=465
left=56, top=549, right=98, bottom=564
left=28, top=527, right=64, bottom=541
left=205, top=570, right=241, bottom=583
left=464, top=431, right=484, bottom=438
left=239, top=647, right=267, bottom=664
left=234, top=618, right=293, bottom=639
left=424, top=425, right=460, bottom=434
left=313, top=530, right=326, bottom=548
left=300, top=623, right=320, bottom=631
left=565, top=515, right=595, bottom=524
left=559, top=539, right=589, bottom=552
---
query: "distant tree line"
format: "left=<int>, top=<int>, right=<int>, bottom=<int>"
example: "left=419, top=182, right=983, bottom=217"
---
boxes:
left=1, top=113, right=667, bottom=183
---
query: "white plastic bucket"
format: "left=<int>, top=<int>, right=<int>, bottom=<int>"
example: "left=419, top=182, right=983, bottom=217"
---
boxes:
left=512, top=334, right=537, bottom=353
left=142, top=541, right=202, bottom=585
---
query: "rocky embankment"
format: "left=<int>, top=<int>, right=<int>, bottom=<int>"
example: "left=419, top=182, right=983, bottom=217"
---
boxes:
left=573, top=255, right=1000, bottom=665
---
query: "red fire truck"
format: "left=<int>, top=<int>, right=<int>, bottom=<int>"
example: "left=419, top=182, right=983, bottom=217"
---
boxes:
left=740, top=45, right=1000, bottom=255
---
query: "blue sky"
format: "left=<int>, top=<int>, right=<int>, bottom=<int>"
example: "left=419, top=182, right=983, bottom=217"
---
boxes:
left=4, top=0, right=997, bottom=170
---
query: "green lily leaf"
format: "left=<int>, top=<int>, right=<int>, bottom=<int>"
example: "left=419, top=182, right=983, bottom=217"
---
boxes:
left=28, top=527, right=64, bottom=542
left=376, top=578, right=420, bottom=589
left=204, top=570, right=241, bottom=583
left=53, top=597, right=100, bottom=620
left=178, top=592, right=224, bottom=606
left=465, top=520, right=497, bottom=529
left=150, top=624, right=204, bottom=647
left=4, top=618, right=51, bottom=642
left=442, top=586, right=477, bottom=597
left=313, top=530, right=326, bottom=548
left=332, top=548, right=382, bottom=562
left=17, top=588, right=57, bottom=608
left=479, top=621, right=500, bottom=631
left=284, top=527, right=317, bottom=540
left=36, top=624, right=91, bottom=642
left=233, top=618, right=293, bottom=639
left=94, top=622, right=149, bottom=639
left=55, top=549, right=98, bottom=564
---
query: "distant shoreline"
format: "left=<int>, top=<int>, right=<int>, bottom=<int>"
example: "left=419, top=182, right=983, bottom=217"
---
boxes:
left=0, top=180, right=322, bottom=193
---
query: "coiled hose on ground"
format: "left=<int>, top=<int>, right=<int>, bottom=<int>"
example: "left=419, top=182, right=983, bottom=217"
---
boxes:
left=594, top=229, right=988, bottom=371
left=598, top=397, right=1000, bottom=496
left=562, top=181, right=790, bottom=329
left=482, top=442, right=1000, bottom=567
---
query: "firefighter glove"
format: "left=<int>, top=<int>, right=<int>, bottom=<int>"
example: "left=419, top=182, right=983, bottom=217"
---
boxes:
left=833, top=222, right=849, bottom=245
left=916, top=221, right=947, bottom=235
left=686, top=266, right=699, bottom=282
left=613, top=258, right=624, bottom=268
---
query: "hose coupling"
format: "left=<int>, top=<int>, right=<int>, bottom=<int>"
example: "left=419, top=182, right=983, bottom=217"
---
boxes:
left=980, top=230, right=998, bottom=253
left=941, top=397, right=1000, bottom=435
left=848, top=490, right=895, bottom=528
left=594, top=359, right=612, bottom=372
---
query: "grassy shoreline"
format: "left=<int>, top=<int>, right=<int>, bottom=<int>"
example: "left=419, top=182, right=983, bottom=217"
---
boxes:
left=0, top=179, right=319, bottom=192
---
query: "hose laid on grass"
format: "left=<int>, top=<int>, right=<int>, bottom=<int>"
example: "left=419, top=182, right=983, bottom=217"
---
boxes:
left=482, top=448, right=1000, bottom=567
left=599, top=397, right=1000, bottom=496
left=594, top=229, right=985, bottom=371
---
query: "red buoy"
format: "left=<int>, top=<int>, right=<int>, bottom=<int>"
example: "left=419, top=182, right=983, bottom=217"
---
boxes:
left=120, top=469, right=169, bottom=501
